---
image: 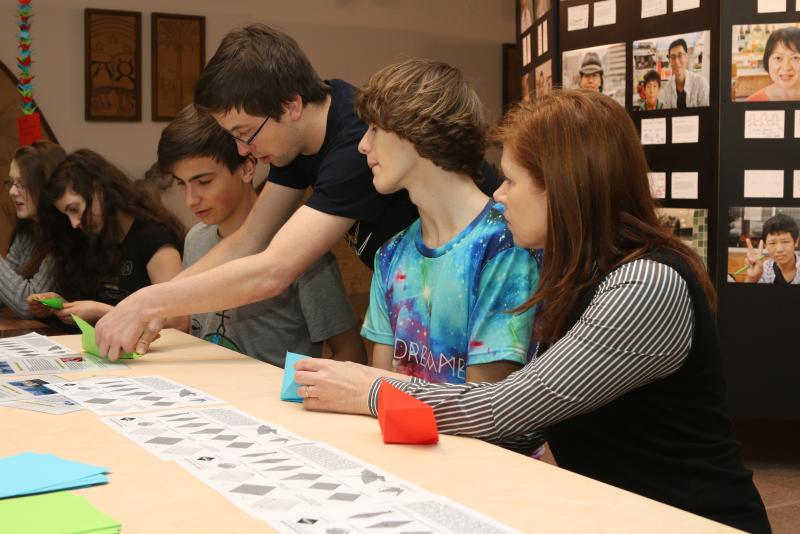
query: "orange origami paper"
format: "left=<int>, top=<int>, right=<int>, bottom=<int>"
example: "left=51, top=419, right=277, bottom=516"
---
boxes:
left=377, top=382, right=438, bottom=445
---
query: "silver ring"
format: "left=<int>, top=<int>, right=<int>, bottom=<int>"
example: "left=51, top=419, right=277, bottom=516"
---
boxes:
left=302, top=385, right=309, bottom=398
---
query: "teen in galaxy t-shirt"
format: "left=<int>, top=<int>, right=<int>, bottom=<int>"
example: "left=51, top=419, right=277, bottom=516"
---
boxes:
left=362, top=202, right=538, bottom=383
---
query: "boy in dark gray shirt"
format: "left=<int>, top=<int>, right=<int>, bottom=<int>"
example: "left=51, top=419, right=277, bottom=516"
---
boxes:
left=159, top=105, right=365, bottom=366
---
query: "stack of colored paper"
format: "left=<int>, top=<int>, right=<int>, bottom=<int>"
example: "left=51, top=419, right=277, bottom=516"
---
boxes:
left=377, top=382, right=439, bottom=444
left=0, top=452, right=109, bottom=498
left=0, top=491, right=120, bottom=533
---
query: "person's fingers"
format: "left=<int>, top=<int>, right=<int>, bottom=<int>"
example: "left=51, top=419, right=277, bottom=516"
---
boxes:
left=759, top=240, right=765, bottom=256
left=294, top=370, right=319, bottom=387
left=294, top=358, right=326, bottom=372
left=746, top=237, right=754, bottom=251
left=135, top=324, right=161, bottom=354
left=107, top=345, right=120, bottom=362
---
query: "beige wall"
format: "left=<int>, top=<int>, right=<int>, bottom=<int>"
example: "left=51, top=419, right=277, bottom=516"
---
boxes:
left=1, top=0, right=514, bottom=179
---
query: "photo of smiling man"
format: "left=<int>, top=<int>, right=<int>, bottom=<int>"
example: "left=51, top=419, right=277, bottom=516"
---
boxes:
left=632, top=31, right=711, bottom=110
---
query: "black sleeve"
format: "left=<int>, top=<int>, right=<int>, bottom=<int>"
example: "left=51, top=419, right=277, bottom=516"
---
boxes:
left=133, top=219, right=182, bottom=263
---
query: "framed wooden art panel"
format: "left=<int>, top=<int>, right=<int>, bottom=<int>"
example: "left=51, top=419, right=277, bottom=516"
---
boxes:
left=151, top=13, right=205, bottom=121
left=84, top=9, right=142, bottom=121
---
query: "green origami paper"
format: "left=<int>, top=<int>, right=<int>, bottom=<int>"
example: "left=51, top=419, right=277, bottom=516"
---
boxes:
left=71, top=315, right=141, bottom=360
left=36, top=296, right=64, bottom=309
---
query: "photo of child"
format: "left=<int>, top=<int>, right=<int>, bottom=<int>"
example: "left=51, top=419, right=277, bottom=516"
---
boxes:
left=633, top=31, right=711, bottom=110
left=727, top=207, right=800, bottom=284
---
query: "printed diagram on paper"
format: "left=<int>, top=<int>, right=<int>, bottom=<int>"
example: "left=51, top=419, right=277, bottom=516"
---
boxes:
left=100, top=404, right=518, bottom=533
left=47, top=376, right=223, bottom=415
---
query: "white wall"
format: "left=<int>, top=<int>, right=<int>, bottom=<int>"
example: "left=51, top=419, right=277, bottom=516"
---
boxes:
left=2, top=0, right=514, bottom=179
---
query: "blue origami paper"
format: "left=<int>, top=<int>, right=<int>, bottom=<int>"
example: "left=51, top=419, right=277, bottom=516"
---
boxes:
left=280, top=352, right=310, bottom=403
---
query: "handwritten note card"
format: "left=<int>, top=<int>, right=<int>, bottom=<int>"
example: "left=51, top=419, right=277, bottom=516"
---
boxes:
left=671, top=172, right=698, bottom=199
left=568, top=5, right=590, bottom=31
left=672, top=116, right=699, bottom=144
left=744, top=110, right=785, bottom=139
left=673, top=0, right=701, bottom=12
left=648, top=172, right=666, bottom=199
left=758, top=0, right=787, bottom=13
left=593, top=0, right=616, bottom=27
left=641, top=118, right=667, bottom=145
left=744, top=170, right=784, bottom=198
left=641, top=0, right=667, bottom=18
left=794, top=170, right=800, bottom=198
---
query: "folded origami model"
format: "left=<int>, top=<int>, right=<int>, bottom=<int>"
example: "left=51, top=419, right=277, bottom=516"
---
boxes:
left=377, top=382, right=438, bottom=444
left=280, top=352, right=310, bottom=402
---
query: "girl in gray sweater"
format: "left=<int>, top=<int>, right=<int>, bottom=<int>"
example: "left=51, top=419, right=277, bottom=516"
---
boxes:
left=0, top=141, right=65, bottom=318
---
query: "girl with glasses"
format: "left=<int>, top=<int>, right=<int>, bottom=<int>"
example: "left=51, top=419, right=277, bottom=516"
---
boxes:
left=0, top=141, right=65, bottom=319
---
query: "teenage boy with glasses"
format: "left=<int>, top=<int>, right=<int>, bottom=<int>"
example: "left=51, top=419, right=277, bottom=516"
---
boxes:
left=95, top=24, right=497, bottom=359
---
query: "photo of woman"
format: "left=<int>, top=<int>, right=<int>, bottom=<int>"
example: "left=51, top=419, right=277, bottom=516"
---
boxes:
left=732, top=23, right=800, bottom=102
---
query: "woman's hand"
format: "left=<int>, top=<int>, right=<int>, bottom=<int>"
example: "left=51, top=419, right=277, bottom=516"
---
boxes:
left=55, top=300, right=112, bottom=325
left=26, top=292, right=62, bottom=319
left=294, top=359, right=391, bottom=416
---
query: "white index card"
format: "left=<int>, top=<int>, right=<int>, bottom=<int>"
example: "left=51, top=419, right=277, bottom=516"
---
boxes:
left=641, top=118, right=667, bottom=145
left=671, top=172, right=699, bottom=199
left=648, top=172, right=666, bottom=199
left=744, top=170, right=784, bottom=198
left=672, top=116, right=700, bottom=144
left=593, top=0, right=616, bottom=26
left=758, top=0, right=787, bottom=13
left=673, top=0, right=701, bottom=12
left=744, top=110, right=785, bottom=139
left=641, top=0, right=667, bottom=18
left=567, top=5, right=590, bottom=31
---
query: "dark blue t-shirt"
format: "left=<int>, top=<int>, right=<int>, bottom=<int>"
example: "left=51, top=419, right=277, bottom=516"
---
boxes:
left=268, top=80, right=417, bottom=268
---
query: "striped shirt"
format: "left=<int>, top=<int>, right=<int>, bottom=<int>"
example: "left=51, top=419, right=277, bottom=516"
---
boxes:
left=367, top=259, right=695, bottom=453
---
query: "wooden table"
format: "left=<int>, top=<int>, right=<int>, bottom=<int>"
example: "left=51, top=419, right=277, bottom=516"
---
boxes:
left=0, top=308, right=69, bottom=338
left=0, top=330, right=738, bottom=533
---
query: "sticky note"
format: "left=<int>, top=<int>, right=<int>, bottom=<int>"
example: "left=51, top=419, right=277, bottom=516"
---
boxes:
left=72, top=315, right=140, bottom=359
left=36, top=296, right=64, bottom=309
left=280, top=352, right=310, bottom=402
left=377, top=382, right=439, bottom=445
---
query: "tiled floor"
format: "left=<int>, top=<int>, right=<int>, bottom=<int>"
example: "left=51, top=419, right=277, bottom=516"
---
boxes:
left=539, top=418, right=800, bottom=533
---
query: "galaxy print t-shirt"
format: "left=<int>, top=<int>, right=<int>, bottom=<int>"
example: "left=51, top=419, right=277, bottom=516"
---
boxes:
left=361, top=201, right=539, bottom=384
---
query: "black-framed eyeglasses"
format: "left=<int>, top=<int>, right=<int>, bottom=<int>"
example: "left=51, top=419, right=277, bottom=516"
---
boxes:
left=3, top=180, right=27, bottom=191
left=230, top=116, right=270, bottom=147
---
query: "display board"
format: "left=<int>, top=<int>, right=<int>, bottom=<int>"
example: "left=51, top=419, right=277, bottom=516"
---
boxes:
left=515, top=0, right=799, bottom=420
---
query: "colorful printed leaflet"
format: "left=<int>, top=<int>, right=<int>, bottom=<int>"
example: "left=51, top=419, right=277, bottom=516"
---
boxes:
left=0, top=452, right=109, bottom=498
left=0, top=491, right=120, bottom=534
left=72, top=315, right=141, bottom=359
left=377, top=382, right=439, bottom=444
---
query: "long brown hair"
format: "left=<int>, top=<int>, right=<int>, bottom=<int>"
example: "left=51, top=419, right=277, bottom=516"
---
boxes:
left=494, top=90, right=715, bottom=344
left=37, top=149, right=184, bottom=301
left=11, top=141, right=67, bottom=278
